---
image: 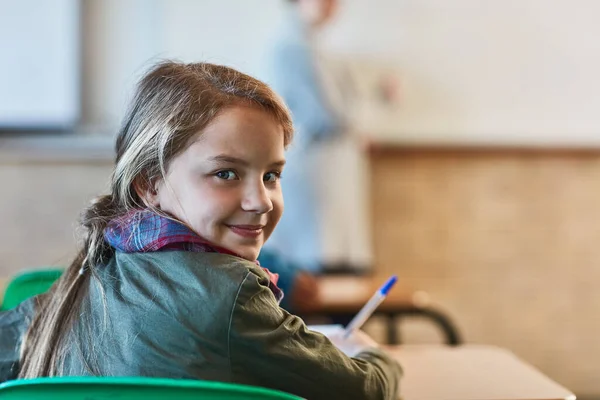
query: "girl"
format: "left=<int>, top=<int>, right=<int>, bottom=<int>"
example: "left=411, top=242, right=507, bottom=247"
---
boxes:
left=0, top=61, right=401, bottom=399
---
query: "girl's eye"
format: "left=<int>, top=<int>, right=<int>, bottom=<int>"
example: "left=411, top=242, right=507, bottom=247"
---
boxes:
left=216, top=170, right=238, bottom=180
left=264, top=172, right=281, bottom=183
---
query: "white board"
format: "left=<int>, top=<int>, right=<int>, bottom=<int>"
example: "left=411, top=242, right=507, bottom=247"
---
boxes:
left=0, top=0, right=80, bottom=129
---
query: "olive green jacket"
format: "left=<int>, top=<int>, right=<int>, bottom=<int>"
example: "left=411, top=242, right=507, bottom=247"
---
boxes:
left=1, top=251, right=401, bottom=399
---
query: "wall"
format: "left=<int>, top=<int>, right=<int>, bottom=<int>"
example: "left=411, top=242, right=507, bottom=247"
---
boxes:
left=79, top=0, right=600, bottom=145
left=328, top=0, right=600, bottom=144
left=371, top=148, right=600, bottom=397
left=0, top=162, right=113, bottom=272
left=80, top=0, right=283, bottom=129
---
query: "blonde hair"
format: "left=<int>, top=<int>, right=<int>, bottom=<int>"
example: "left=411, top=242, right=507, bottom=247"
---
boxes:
left=18, top=61, right=293, bottom=378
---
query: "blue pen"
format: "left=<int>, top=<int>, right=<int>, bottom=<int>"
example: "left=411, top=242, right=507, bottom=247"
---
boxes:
left=343, top=275, right=398, bottom=338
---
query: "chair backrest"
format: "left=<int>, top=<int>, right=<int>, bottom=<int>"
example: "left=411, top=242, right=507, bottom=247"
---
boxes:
left=0, top=376, right=303, bottom=400
left=1, top=268, right=63, bottom=310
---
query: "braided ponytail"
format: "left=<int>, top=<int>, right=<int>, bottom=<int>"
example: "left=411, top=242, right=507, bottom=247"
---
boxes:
left=18, top=194, right=120, bottom=377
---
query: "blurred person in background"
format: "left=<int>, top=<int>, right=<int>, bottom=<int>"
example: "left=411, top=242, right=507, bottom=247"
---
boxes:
left=261, top=0, right=374, bottom=284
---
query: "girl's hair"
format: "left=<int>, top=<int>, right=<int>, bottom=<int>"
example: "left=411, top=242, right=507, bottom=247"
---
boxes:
left=18, top=61, right=293, bottom=378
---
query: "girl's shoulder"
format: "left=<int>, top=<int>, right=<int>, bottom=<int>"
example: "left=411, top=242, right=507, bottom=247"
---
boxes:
left=111, top=250, right=268, bottom=300
left=103, top=251, right=280, bottom=338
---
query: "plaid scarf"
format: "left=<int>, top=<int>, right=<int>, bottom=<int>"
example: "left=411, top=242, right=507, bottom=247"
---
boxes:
left=104, top=209, right=283, bottom=302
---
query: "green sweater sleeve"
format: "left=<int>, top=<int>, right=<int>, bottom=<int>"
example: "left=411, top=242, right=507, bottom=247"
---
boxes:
left=0, top=297, right=36, bottom=383
left=228, top=268, right=402, bottom=400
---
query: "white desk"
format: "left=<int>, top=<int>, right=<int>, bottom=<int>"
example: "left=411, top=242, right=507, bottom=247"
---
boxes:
left=387, top=345, right=575, bottom=400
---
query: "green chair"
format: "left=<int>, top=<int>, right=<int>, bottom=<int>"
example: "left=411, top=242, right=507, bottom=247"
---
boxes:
left=0, top=376, right=303, bottom=400
left=0, top=268, right=63, bottom=310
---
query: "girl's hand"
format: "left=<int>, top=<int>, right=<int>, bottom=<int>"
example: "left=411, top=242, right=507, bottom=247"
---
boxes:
left=323, top=327, right=380, bottom=357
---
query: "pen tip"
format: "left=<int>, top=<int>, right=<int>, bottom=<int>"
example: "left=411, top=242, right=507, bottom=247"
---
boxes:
left=381, top=275, right=398, bottom=295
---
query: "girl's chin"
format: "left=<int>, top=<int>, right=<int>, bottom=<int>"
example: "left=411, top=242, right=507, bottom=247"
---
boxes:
left=223, top=242, right=261, bottom=261
left=237, top=249, right=261, bottom=262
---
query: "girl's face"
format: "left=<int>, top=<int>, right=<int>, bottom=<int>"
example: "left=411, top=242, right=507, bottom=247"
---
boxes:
left=151, top=105, right=286, bottom=261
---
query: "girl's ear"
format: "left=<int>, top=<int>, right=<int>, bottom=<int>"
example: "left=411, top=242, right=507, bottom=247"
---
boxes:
left=133, top=176, right=161, bottom=208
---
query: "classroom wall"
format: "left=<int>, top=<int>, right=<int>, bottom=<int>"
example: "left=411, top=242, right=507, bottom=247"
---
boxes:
left=81, top=0, right=284, bottom=129
left=80, top=0, right=600, bottom=145
left=0, top=162, right=112, bottom=273
left=326, top=0, right=600, bottom=143
left=371, top=148, right=600, bottom=397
